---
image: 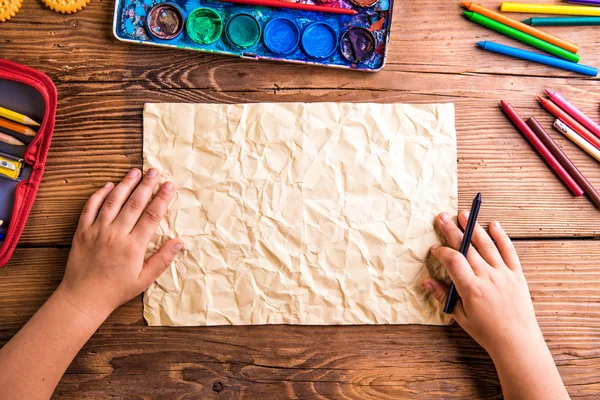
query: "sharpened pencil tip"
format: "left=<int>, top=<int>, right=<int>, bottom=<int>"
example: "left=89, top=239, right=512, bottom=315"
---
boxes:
left=544, top=88, right=555, bottom=97
left=521, top=18, right=532, bottom=25
left=500, top=100, right=508, bottom=108
left=460, top=1, right=471, bottom=8
left=475, top=192, right=482, bottom=201
left=462, top=10, right=474, bottom=18
left=476, top=41, right=486, bottom=48
left=537, top=96, right=546, bottom=103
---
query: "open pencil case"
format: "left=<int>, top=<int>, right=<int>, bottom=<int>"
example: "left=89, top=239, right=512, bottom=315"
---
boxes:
left=0, top=59, right=57, bottom=268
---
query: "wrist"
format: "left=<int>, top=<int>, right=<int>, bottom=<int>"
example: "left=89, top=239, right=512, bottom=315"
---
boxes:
left=487, top=328, right=550, bottom=366
left=53, top=284, right=113, bottom=325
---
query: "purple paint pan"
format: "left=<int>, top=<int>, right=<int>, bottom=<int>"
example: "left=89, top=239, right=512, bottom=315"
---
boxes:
left=340, top=27, right=376, bottom=63
left=146, top=4, right=184, bottom=40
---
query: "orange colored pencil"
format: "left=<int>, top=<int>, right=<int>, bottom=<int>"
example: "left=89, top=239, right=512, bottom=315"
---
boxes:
left=0, top=132, right=25, bottom=146
left=0, top=117, right=36, bottom=137
left=461, top=2, right=580, bottom=54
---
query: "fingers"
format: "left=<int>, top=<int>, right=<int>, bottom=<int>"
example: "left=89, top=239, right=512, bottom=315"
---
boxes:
left=77, top=182, right=114, bottom=229
left=115, top=168, right=161, bottom=232
left=139, top=239, right=184, bottom=288
left=436, top=213, right=487, bottom=274
left=458, top=211, right=504, bottom=268
left=421, top=278, right=467, bottom=323
left=489, top=220, right=522, bottom=272
left=131, top=181, right=175, bottom=243
left=430, top=245, right=476, bottom=288
left=421, top=278, right=448, bottom=304
left=97, top=169, right=143, bottom=224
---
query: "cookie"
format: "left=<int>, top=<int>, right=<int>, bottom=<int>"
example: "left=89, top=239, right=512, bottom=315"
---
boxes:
left=0, top=0, right=22, bottom=22
left=43, top=0, right=90, bottom=14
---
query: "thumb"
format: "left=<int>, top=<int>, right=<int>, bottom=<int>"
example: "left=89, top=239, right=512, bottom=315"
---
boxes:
left=139, top=239, right=184, bottom=288
left=421, top=278, right=448, bottom=305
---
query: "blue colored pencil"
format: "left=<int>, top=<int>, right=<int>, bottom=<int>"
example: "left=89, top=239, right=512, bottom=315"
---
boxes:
left=476, top=41, right=598, bottom=77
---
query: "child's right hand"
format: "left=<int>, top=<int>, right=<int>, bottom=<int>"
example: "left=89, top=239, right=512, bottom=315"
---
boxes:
left=421, top=212, right=545, bottom=361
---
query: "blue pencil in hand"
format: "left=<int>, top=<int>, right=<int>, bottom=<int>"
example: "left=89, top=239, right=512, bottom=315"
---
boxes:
left=476, top=41, right=598, bottom=77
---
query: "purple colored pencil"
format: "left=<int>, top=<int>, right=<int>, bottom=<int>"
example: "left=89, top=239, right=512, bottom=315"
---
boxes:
left=567, top=0, right=600, bottom=5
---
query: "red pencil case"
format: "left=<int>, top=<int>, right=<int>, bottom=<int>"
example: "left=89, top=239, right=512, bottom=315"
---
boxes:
left=0, top=59, right=57, bottom=267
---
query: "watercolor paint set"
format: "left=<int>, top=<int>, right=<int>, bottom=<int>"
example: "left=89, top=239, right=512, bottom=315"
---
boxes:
left=112, top=0, right=393, bottom=71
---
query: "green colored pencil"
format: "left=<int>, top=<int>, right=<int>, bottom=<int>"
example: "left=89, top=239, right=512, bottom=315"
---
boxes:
left=463, top=11, right=580, bottom=63
left=522, top=16, right=600, bottom=26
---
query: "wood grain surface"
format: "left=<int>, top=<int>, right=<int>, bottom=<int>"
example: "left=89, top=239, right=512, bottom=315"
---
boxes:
left=1, top=0, right=600, bottom=397
left=1, top=242, right=599, bottom=399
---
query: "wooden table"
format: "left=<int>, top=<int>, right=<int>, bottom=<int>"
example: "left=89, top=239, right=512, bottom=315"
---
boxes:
left=1, top=0, right=600, bottom=398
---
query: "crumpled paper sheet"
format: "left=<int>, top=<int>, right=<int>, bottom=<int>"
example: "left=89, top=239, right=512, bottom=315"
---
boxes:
left=142, top=102, right=457, bottom=326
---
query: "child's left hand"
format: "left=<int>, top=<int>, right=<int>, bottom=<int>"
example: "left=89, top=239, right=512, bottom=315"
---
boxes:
left=57, top=168, right=183, bottom=320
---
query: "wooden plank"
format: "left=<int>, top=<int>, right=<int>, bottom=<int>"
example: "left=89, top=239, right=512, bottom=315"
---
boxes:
left=13, top=78, right=600, bottom=246
left=0, top=242, right=598, bottom=398
left=1, top=0, right=600, bottom=82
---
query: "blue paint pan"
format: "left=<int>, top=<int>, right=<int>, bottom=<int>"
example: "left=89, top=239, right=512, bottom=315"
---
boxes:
left=263, top=18, right=300, bottom=55
left=301, top=22, right=337, bottom=59
left=112, top=0, right=394, bottom=71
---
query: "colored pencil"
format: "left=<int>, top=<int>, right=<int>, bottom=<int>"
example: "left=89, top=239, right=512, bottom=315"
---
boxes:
left=443, top=192, right=481, bottom=315
left=461, top=2, right=579, bottom=53
left=501, top=3, right=600, bottom=16
left=0, top=132, right=26, bottom=146
left=554, top=119, right=600, bottom=162
left=544, top=89, right=600, bottom=139
left=0, top=117, right=36, bottom=137
left=500, top=100, right=583, bottom=196
left=538, top=97, right=600, bottom=151
left=217, top=0, right=357, bottom=15
left=522, top=16, right=600, bottom=25
left=527, top=117, right=600, bottom=208
left=463, top=12, right=580, bottom=63
left=476, top=42, right=598, bottom=77
left=567, top=0, right=600, bottom=6
left=0, top=106, right=39, bottom=127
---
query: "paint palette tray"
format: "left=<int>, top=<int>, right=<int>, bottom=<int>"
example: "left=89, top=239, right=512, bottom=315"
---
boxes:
left=112, top=0, right=393, bottom=71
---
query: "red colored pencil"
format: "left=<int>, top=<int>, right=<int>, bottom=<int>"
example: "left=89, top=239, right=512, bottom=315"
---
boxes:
left=538, top=97, right=600, bottom=152
left=218, top=0, right=358, bottom=14
left=545, top=89, right=600, bottom=139
left=527, top=116, right=600, bottom=208
left=500, top=100, right=584, bottom=196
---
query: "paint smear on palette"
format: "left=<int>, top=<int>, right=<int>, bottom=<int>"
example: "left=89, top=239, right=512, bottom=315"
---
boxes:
left=369, top=17, right=385, bottom=31
left=147, top=4, right=184, bottom=39
left=226, top=14, right=261, bottom=48
left=340, top=27, right=375, bottom=62
left=187, top=8, right=223, bottom=44
left=263, top=18, right=300, bottom=54
left=301, top=22, right=337, bottom=58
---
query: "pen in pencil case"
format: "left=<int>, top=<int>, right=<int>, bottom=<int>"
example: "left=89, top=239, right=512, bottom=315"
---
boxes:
left=444, top=193, right=482, bottom=314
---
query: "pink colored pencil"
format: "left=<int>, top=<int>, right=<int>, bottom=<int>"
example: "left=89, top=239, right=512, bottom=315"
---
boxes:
left=545, top=89, right=600, bottom=139
left=500, top=100, right=584, bottom=196
left=218, top=0, right=358, bottom=15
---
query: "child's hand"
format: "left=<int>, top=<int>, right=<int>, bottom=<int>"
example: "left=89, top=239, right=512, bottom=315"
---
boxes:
left=57, top=168, right=183, bottom=320
left=422, top=212, right=544, bottom=360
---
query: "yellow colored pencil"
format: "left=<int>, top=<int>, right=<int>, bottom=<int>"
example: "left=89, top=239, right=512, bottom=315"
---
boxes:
left=501, top=3, right=600, bottom=16
left=553, top=119, right=600, bottom=163
left=0, top=117, right=36, bottom=136
left=0, top=132, right=26, bottom=146
left=0, top=106, right=40, bottom=127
